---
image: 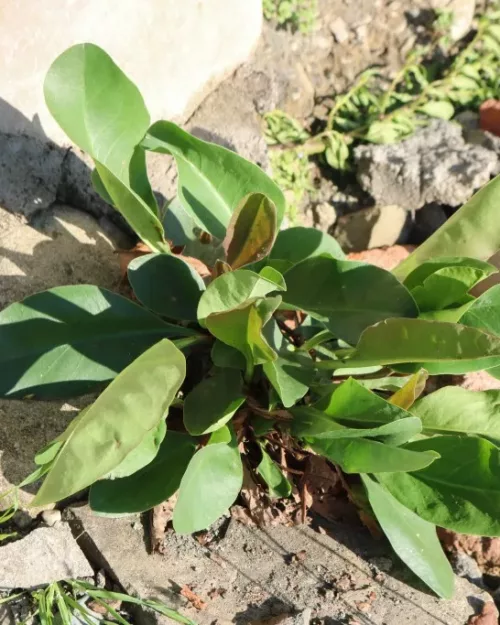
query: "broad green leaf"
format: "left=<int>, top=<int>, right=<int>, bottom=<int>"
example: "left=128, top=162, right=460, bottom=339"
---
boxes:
left=291, top=406, right=422, bottom=446
left=378, top=436, right=500, bottom=535
left=32, top=339, right=185, bottom=506
left=361, top=475, right=454, bottom=599
left=403, top=257, right=496, bottom=291
left=44, top=44, right=167, bottom=252
left=388, top=369, right=427, bottom=410
left=412, top=386, right=500, bottom=441
left=44, top=44, right=149, bottom=181
left=128, top=254, right=206, bottom=321
left=321, top=318, right=500, bottom=374
left=314, top=378, right=414, bottom=427
left=223, top=193, right=277, bottom=269
left=103, top=419, right=166, bottom=480
left=89, top=431, right=196, bottom=515
left=197, top=269, right=285, bottom=325
left=263, top=321, right=313, bottom=407
left=311, top=437, right=438, bottom=473
left=257, top=446, right=292, bottom=498
left=94, top=163, right=169, bottom=253
left=259, top=266, right=286, bottom=290
left=211, top=341, right=246, bottom=370
left=183, top=369, right=245, bottom=435
left=419, top=300, right=475, bottom=323
left=355, top=375, right=415, bottom=392
left=206, top=299, right=278, bottom=374
left=208, top=425, right=232, bottom=445
left=142, top=121, right=286, bottom=239
left=283, top=256, right=418, bottom=345
left=173, top=428, right=243, bottom=534
left=460, top=284, right=500, bottom=337
left=394, top=176, right=500, bottom=280
left=418, top=100, right=454, bottom=120
left=0, top=285, right=192, bottom=398
left=270, top=227, right=344, bottom=265
left=411, top=267, right=488, bottom=312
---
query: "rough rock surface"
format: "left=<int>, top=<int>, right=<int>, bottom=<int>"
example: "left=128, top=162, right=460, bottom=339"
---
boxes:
left=334, top=204, right=409, bottom=252
left=70, top=506, right=491, bottom=625
left=355, top=120, right=498, bottom=210
left=0, top=0, right=262, bottom=145
left=347, top=245, right=415, bottom=271
left=0, top=525, right=92, bottom=589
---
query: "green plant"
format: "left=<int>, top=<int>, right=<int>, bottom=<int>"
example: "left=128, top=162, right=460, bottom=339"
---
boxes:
left=0, top=579, right=194, bottom=625
left=5, top=44, right=500, bottom=600
left=262, top=0, right=318, bottom=34
left=264, top=8, right=500, bottom=185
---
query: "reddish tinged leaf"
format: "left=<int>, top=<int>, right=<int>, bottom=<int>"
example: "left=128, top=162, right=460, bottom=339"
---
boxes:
left=223, top=193, right=277, bottom=269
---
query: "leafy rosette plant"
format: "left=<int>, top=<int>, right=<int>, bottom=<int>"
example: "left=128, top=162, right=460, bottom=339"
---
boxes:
left=4, top=44, right=500, bottom=600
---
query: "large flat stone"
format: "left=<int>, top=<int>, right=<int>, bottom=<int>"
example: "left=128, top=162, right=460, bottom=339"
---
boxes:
left=0, top=525, right=93, bottom=589
left=70, top=506, right=491, bottom=625
left=0, top=0, right=262, bottom=146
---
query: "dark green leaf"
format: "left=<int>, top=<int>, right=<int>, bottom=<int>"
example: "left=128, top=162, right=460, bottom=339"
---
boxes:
left=44, top=43, right=148, bottom=181
left=270, top=227, right=345, bottom=265
left=197, top=269, right=285, bottom=325
left=412, top=386, right=500, bottom=441
left=378, top=436, right=500, bottom=535
left=0, top=285, right=192, bottom=398
left=142, top=121, right=286, bottom=239
left=257, top=445, right=292, bottom=498
left=173, top=428, right=243, bottom=533
left=262, top=320, right=313, bottom=407
left=291, top=406, right=422, bottom=446
left=44, top=44, right=167, bottom=252
left=403, top=257, right=496, bottom=291
left=211, top=340, right=246, bottom=370
left=184, top=369, right=245, bottom=435
left=32, top=339, right=185, bottom=506
left=361, top=475, right=454, bottom=599
left=283, top=256, right=418, bottom=345
left=322, top=318, right=500, bottom=374
left=394, top=176, right=500, bottom=280
left=314, top=378, right=414, bottom=427
left=223, top=193, right=277, bottom=269
left=411, top=267, right=487, bottom=312
left=89, top=431, right=196, bottom=515
left=206, top=298, right=279, bottom=373
left=311, top=437, right=438, bottom=473
left=128, top=253, right=206, bottom=321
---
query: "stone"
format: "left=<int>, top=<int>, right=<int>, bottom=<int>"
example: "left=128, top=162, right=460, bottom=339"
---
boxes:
left=0, top=133, right=65, bottom=217
left=0, top=606, right=14, bottom=625
left=70, top=506, right=490, bottom=625
left=354, top=120, right=498, bottom=210
left=0, top=204, right=130, bottom=309
left=0, top=0, right=262, bottom=146
left=329, top=17, right=350, bottom=44
left=451, top=553, right=483, bottom=584
left=41, top=509, right=62, bottom=527
left=431, top=0, right=476, bottom=41
left=347, top=245, right=414, bottom=271
left=300, top=202, right=337, bottom=231
left=0, top=525, right=92, bottom=589
left=454, top=371, right=500, bottom=392
left=480, top=99, right=500, bottom=137
left=334, top=205, right=409, bottom=252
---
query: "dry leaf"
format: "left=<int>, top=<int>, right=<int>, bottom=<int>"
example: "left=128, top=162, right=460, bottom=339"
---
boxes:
left=301, top=455, right=343, bottom=522
left=181, top=255, right=211, bottom=279
left=150, top=493, right=177, bottom=554
left=180, top=585, right=207, bottom=611
left=118, top=242, right=151, bottom=277
left=468, top=602, right=499, bottom=625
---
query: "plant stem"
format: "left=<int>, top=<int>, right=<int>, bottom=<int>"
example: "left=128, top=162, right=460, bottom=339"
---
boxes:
left=173, top=335, right=211, bottom=351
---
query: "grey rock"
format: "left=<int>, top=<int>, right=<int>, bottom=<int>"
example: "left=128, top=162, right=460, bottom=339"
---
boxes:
left=355, top=120, right=498, bottom=210
left=41, top=509, right=62, bottom=527
left=0, top=133, right=65, bottom=217
left=451, top=552, right=483, bottom=584
left=334, top=204, right=409, bottom=252
left=0, top=526, right=92, bottom=589
left=329, top=17, right=350, bottom=44
left=300, top=202, right=337, bottom=231
left=70, top=505, right=491, bottom=625
left=0, top=605, right=14, bottom=625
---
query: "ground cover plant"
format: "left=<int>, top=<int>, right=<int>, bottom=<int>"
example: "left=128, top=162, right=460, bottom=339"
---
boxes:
left=4, top=44, right=500, bottom=601
left=264, top=7, right=500, bottom=212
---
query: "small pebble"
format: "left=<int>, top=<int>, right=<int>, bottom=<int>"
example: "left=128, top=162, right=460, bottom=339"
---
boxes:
left=41, top=509, right=62, bottom=527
